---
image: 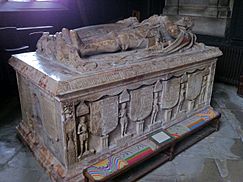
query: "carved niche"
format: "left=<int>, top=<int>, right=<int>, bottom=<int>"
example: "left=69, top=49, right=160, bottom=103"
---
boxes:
left=64, top=66, right=213, bottom=160
left=39, top=93, right=58, bottom=143
left=75, top=102, right=95, bottom=159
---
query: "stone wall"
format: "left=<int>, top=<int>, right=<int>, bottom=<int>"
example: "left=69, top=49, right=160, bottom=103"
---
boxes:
left=163, top=0, right=234, bottom=37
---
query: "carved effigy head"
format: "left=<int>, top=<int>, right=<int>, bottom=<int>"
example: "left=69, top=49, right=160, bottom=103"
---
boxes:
left=162, top=16, right=181, bottom=39
left=175, top=16, right=194, bottom=30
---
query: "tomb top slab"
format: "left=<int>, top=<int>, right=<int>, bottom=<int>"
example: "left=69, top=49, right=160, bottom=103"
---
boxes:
left=9, top=46, right=222, bottom=96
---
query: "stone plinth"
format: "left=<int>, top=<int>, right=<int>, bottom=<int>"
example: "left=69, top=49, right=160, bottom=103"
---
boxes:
left=9, top=16, right=222, bottom=181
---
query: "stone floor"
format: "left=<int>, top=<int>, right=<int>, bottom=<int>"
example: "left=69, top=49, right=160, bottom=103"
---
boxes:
left=0, top=83, right=243, bottom=182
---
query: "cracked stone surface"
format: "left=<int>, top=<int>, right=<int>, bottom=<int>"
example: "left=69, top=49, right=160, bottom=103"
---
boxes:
left=0, top=83, right=243, bottom=182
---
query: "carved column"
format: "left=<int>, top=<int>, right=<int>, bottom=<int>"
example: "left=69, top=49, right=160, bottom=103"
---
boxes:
left=62, top=102, right=77, bottom=166
left=100, top=135, right=109, bottom=150
left=136, top=121, right=144, bottom=135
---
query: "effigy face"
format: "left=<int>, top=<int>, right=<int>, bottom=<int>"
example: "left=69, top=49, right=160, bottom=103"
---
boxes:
left=9, top=15, right=222, bottom=181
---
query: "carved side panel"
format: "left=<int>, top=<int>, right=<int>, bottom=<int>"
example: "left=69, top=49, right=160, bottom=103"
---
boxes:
left=59, top=62, right=217, bottom=165
left=31, top=89, right=43, bottom=129
left=39, top=93, right=57, bottom=142
left=17, top=74, right=34, bottom=127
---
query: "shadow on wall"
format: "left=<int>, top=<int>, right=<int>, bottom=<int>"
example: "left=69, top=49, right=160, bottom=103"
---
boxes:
left=76, top=0, right=130, bottom=26
left=0, top=0, right=132, bottom=96
left=0, top=0, right=164, bottom=96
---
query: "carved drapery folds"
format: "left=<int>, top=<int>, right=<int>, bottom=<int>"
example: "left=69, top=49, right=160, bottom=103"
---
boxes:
left=62, top=64, right=213, bottom=165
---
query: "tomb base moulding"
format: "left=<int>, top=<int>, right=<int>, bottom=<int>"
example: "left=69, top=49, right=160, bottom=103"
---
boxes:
left=9, top=15, right=222, bottom=181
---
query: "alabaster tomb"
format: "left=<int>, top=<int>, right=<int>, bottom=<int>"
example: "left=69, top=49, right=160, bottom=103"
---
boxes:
left=9, top=15, right=222, bottom=181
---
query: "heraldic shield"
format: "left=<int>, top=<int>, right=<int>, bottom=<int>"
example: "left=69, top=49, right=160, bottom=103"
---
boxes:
left=161, top=77, right=181, bottom=109
left=186, top=71, right=203, bottom=101
left=128, top=86, right=153, bottom=122
left=89, top=96, right=119, bottom=136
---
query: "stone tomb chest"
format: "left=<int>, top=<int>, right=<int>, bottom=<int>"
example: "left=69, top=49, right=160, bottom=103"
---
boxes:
left=9, top=15, right=222, bottom=181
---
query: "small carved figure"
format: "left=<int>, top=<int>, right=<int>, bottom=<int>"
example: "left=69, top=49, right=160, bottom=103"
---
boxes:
left=119, top=103, right=128, bottom=137
left=66, top=130, right=76, bottom=164
left=77, top=116, right=89, bottom=157
left=176, top=83, right=186, bottom=114
left=150, top=92, right=159, bottom=124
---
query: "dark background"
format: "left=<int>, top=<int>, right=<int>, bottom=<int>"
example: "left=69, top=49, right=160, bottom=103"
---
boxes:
left=0, top=0, right=243, bottom=97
